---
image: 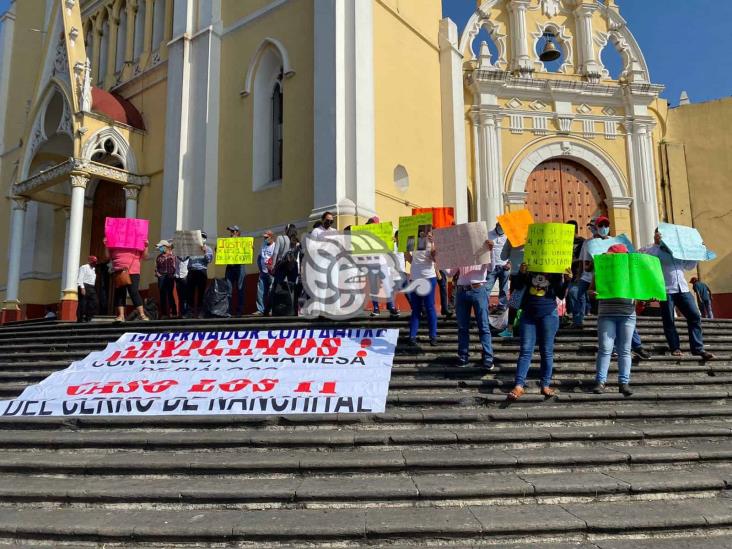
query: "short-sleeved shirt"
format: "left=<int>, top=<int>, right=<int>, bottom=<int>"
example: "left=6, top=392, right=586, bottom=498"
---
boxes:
left=410, top=243, right=436, bottom=280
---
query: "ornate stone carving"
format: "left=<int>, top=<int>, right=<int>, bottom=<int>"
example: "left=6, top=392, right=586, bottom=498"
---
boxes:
left=124, top=185, right=140, bottom=201
left=11, top=197, right=29, bottom=211
left=69, top=27, right=79, bottom=45
left=560, top=141, right=573, bottom=155
left=52, top=37, right=70, bottom=85
left=556, top=115, right=574, bottom=134
left=541, top=0, right=561, bottom=17
left=58, top=100, right=73, bottom=137
left=70, top=174, right=89, bottom=189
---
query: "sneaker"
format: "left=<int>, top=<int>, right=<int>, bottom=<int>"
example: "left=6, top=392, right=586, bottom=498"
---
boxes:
left=369, top=311, right=379, bottom=318
left=429, top=338, right=439, bottom=347
left=696, top=351, right=716, bottom=361
left=456, top=357, right=470, bottom=367
left=407, top=338, right=419, bottom=348
left=633, top=346, right=651, bottom=360
left=389, top=309, right=401, bottom=319
left=498, top=329, right=513, bottom=338
left=592, top=382, right=606, bottom=394
left=619, top=383, right=633, bottom=397
left=482, top=362, right=495, bottom=371
left=251, top=311, right=263, bottom=316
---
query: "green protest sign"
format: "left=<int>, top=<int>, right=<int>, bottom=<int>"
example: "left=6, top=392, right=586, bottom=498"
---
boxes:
left=594, top=253, right=666, bottom=300
left=397, top=214, right=433, bottom=252
left=524, top=223, right=574, bottom=274
left=350, top=222, right=394, bottom=255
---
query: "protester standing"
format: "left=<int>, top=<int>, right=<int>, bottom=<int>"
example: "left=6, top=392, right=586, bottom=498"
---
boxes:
left=187, top=231, right=213, bottom=318
left=691, top=277, right=714, bottom=319
left=174, top=254, right=190, bottom=318
left=363, top=217, right=399, bottom=318
left=565, top=220, right=585, bottom=321
left=485, top=222, right=510, bottom=313
left=508, top=263, right=572, bottom=400
left=570, top=217, right=610, bottom=328
left=642, top=228, right=715, bottom=360
left=254, top=230, right=276, bottom=316
left=311, top=211, right=337, bottom=239
left=104, top=238, right=150, bottom=323
left=154, top=240, right=178, bottom=319
left=76, top=255, right=98, bottom=323
left=405, top=230, right=438, bottom=347
left=593, top=244, right=635, bottom=396
left=224, top=225, right=246, bottom=316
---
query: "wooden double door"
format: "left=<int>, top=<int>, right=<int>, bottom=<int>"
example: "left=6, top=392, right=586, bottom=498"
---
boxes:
left=525, top=159, right=607, bottom=238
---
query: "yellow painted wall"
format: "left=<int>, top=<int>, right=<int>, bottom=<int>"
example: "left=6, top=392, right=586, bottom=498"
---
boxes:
left=663, top=98, right=732, bottom=295
left=373, top=0, right=445, bottom=225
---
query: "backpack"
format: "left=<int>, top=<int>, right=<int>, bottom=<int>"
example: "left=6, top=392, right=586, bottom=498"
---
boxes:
left=203, top=278, right=232, bottom=318
left=275, top=241, right=299, bottom=275
left=270, top=280, right=295, bottom=317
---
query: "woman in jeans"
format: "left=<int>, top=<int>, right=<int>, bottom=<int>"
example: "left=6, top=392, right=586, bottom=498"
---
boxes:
left=508, top=263, right=572, bottom=400
left=593, top=245, right=635, bottom=396
left=405, top=231, right=437, bottom=347
left=104, top=238, right=150, bottom=322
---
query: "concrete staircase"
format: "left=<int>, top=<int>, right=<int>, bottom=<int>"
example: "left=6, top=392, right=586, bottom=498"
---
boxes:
left=0, top=316, right=730, bottom=548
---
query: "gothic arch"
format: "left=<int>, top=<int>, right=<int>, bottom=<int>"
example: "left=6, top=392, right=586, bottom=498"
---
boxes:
left=80, top=126, right=138, bottom=172
left=507, top=138, right=629, bottom=200
left=241, top=38, right=295, bottom=98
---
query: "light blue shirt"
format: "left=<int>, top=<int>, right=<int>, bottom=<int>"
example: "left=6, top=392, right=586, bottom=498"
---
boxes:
left=488, top=229, right=508, bottom=268
left=641, top=244, right=697, bottom=294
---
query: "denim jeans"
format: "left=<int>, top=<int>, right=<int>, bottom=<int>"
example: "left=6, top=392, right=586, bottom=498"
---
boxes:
left=409, top=278, right=437, bottom=339
left=596, top=314, right=636, bottom=384
left=485, top=266, right=510, bottom=309
left=569, top=280, right=590, bottom=325
left=455, top=284, right=494, bottom=365
left=437, top=270, right=453, bottom=315
left=661, top=292, right=705, bottom=354
left=256, top=272, right=272, bottom=313
left=699, top=299, right=714, bottom=319
left=514, top=309, right=559, bottom=388
left=225, top=265, right=246, bottom=316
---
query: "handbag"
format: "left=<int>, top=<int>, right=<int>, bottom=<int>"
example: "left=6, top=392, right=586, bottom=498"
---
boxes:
left=507, top=287, right=526, bottom=310
left=113, top=268, right=132, bottom=289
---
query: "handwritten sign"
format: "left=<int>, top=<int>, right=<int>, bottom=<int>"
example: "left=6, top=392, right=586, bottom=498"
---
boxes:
left=658, top=222, right=716, bottom=261
left=433, top=222, right=490, bottom=269
left=524, top=223, right=574, bottom=274
left=412, top=207, right=454, bottom=229
left=104, top=218, right=149, bottom=251
left=595, top=253, right=666, bottom=300
left=586, top=234, right=636, bottom=256
left=497, top=209, right=534, bottom=247
left=350, top=222, right=394, bottom=255
left=172, top=230, right=204, bottom=258
left=215, top=237, right=254, bottom=265
left=398, top=214, right=433, bottom=252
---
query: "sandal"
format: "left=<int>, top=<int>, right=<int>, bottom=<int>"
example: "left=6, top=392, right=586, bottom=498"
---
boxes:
left=671, top=349, right=684, bottom=357
left=140, top=315, right=151, bottom=322
left=114, top=317, right=125, bottom=323
left=507, top=386, right=525, bottom=401
left=541, top=386, right=556, bottom=398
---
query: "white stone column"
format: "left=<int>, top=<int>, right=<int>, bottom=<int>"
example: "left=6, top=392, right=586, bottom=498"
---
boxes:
left=574, top=3, right=601, bottom=82
left=475, top=110, right=504, bottom=226
left=439, top=18, right=469, bottom=224
left=507, top=0, right=533, bottom=76
left=124, top=185, right=140, bottom=218
left=625, top=120, right=659, bottom=246
left=63, top=174, right=89, bottom=296
left=60, top=207, right=72, bottom=297
left=4, top=197, right=28, bottom=306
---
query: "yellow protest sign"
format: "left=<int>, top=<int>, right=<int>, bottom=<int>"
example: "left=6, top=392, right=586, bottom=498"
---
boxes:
left=215, top=237, right=254, bottom=265
left=398, top=213, right=433, bottom=252
left=497, top=209, right=534, bottom=247
left=350, top=222, right=394, bottom=255
left=524, top=223, right=574, bottom=274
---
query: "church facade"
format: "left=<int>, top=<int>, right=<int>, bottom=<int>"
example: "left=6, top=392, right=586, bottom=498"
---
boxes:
left=0, top=0, right=729, bottom=320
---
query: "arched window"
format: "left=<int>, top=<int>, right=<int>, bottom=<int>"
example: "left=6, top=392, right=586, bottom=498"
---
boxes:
left=115, top=2, right=128, bottom=73
left=133, top=0, right=145, bottom=61
left=535, top=32, right=565, bottom=73
left=271, top=72, right=284, bottom=183
left=98, top=16, right=109, bottom=84
left=151, top=0, right=165, bottom=51
left=251, top=45, right=286, bottom=190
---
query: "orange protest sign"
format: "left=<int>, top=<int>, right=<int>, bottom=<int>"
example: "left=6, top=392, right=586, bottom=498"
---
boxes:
left=412, top=207, right=454, bottom=229
left=497, top=209, right=534, bottom=247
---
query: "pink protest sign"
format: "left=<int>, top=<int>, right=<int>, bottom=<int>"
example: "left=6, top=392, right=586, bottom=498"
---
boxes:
left=104, top=218, right=149, bottom=251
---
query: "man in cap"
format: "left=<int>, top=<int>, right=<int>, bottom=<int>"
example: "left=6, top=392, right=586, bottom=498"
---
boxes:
left=690, top=276, right=713, bottom=319
left=224, top=225, right=247, bottom=316
left=254, top=230, right=276, bottom=315
left=76, top=256, right=98, bottom=322
left=187, top=231, right=214, bottom=318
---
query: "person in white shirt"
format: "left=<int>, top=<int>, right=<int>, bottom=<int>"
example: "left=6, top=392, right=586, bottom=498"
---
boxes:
left=641, top=228, right=715, bottom=361
left=76, top=256, right=98, bottom=322
left=486, top=223, right=510, bottom=313
left=311, top=211, right=337, bottom=240
left=405, top=230, right=438, bottom=347
left=174, top=254, right=190, bottom=318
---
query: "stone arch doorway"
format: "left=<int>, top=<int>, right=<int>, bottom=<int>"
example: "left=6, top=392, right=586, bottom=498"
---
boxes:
left=90, top=181, right=126, bottom=314
left=525, top=159, right=607, bottom=238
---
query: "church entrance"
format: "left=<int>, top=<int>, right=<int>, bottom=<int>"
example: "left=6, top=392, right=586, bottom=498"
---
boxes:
left=89, top=181, right=126, bottom=315
left=525, top=159, right=607, bottom=237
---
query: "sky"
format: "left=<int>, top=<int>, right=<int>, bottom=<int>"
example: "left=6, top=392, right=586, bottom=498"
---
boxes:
left=0, top=0, right=729, bottom=106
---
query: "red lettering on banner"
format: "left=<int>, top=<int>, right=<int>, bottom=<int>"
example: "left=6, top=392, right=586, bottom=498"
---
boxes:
left=141, top=380, right=178, bottom=393
left=294, top=381, right=312, bottom=393
left=293, top=380, right=337, bottom=394
left=256, top=338, right=286, bottom=356
left=286, top=338, right=317, bottom=356
left=189, top=379, right=217, bottom=393
left=320, top=381, right=337, bottom=394
left=317, top=338, right=341, bottom=357
left=225, top=339, right=253, bottom=357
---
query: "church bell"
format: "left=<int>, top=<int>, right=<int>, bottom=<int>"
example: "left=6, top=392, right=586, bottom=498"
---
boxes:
left=540, top=35, right=561, bottom=62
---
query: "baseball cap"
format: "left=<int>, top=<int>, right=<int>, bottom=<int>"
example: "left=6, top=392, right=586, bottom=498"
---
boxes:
left=595, top=215, right=610, bottom=227
left=226, top=225, right=240, bottom=232
left=607, top=244, right=628, bottom=254
left=201, top=231, right=208, bottom=239
left=155, top=240, right=171, bottom=248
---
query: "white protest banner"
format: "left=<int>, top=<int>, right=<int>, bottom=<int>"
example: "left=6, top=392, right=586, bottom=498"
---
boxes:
left=0, top=329, right=398, bottom=417
left=432, top=222, right=490, bottom=269
left=586, top=234, right=636, bottom=257
left=658, top=222, right=716, bottom=261
left=173, top=230, right=204, bottom=258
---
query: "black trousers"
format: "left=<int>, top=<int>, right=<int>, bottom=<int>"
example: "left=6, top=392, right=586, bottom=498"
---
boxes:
left=187, top=270, right=208, bottom=312
left=114, top=274, right=143, bottom=308
left=158, top=275, right=177, bottom=317
left=77, top=284, right=97, bottom=322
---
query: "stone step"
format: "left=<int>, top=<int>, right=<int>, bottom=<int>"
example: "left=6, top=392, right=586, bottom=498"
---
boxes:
left=0, top=498, right=730, bottom=545
left=0, top=466, right=729, bottom=507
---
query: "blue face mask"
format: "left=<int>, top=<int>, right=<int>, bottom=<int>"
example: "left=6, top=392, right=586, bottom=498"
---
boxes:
left=598, top=226, right=610, bottom=237
left=158, top=247, right=166, bottom=253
